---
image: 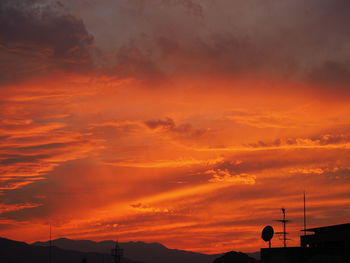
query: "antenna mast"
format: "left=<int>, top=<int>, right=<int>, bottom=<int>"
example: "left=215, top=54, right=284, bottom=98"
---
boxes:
left=282, top=208, right=287, bottom=248
left=111, top=240, right=123, bottom=263
left=49, top=224, right=52, bottom=263
left=303, top=192, right=307, bottom=236
left=275, top=208, right=289, bottom=248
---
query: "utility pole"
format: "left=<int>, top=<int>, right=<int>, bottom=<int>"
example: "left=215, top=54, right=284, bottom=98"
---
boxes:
left=111, top=240, right=123, bottom=263
left=303, top=192, right=307, bottom=236
left=282, top=208, right=286, bottom=248
left=49, top=224, right=52, bottom=263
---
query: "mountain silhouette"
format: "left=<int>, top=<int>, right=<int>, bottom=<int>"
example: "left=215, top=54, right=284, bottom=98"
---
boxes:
left=33, top=238, right=260, bottom=263
left=212, top=251, right=258, bottom=263
left=33, top=238, right=222, bottom=263
left=0, top=237, right=145, bottom=263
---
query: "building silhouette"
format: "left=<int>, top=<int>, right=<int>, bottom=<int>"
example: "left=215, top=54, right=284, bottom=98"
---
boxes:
left=261, top=223, right=350, bottom=263
left=300, top=223, right=350, bottom=249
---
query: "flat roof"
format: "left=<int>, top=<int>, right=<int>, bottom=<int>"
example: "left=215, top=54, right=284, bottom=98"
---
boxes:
left=301, top=223, right=350, bottom=233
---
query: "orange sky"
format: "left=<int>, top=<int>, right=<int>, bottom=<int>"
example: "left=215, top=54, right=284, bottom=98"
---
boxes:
left=1, top=0, right=350, bottom=254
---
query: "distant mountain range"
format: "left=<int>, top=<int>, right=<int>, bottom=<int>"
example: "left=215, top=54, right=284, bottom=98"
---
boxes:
left=33, top=238, right=260, bottom=263
left=33, top=238, right=220, bottom=263
left=0, top=236, right=260, bottom=263
left=0, top=237, right=144, bottom=263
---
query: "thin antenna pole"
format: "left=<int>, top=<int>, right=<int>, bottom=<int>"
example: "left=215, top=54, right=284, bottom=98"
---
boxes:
left=112, top=239, right=123, bottom=263
left=49, top=224, right=52, bottom=263
left=303, top=191, right=307, bottom=236
left=282, top=209, right=286, bottom=248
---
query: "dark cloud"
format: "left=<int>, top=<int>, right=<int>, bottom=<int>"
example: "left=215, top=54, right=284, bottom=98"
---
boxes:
left=307, top=60, right=350, bottom=88
left=60, top=0, right=350, bottom=93
left=161, top=0, right=203, bottom=18
left=0, top=1, right=92, bottom=56
left=111, top=46, right=167, bottom=83
left=0, top=0, right=94, bottom=84
left=17, top=142, right=75, bottom=152
left=145, top=117, right=206, bottom=138
left=324, top=168, right=350, bottom=181
left=145, top=117, right=175, bottom=130
left=2, top=0, right=350, bottom=91
left=0, top=155, right=47, bottom=165
left=248, top=134, right=350, bottom=148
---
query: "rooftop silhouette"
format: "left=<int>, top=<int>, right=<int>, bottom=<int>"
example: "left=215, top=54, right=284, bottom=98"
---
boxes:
left=261, top=222, right=350, bottom=263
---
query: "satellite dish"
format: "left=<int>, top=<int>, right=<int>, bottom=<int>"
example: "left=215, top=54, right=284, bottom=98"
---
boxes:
left=261, top=225, right=274, bottom=248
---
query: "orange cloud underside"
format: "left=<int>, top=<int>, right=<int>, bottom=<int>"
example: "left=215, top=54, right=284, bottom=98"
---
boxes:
left=1, top=74, right=350, bottom=254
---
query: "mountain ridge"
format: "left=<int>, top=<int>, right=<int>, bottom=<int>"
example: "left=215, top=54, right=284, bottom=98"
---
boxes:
left=33, top=238, right=260, bottom=263
left=0, top=237, right=145, bottom=263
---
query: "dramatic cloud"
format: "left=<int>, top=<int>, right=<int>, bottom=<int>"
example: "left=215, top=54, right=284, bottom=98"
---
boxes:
left=0, top=0, right=94, bottom=84
left=145, top=117, right=206, bottom=138
left=50, top=0, right=350, bottom=94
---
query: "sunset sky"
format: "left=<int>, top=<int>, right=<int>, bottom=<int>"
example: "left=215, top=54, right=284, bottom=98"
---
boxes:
left=1, top=0, right=350, bottom=254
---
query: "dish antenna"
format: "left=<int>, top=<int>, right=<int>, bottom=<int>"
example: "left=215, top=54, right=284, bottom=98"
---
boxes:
left=261, top=225, right=274, bottom=248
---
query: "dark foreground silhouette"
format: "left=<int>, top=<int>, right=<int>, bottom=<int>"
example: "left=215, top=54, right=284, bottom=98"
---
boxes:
left=0, top=237, right=145, bottom=263
left=1, top=236, right=259, bottom=263
left=33, top=238, right=225, bottom=263
left=213, top=251, right=258, bottom=263
left=260, top=223, right=350, bottom=263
